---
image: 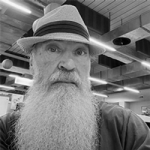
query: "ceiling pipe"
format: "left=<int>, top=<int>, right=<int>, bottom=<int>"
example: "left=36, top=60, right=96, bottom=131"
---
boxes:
left=0, top=51, right=29, bottom=62
left=0, top=63, right=31, bottom=75
left=102, top=11, right=150, bottom=44
left=91, top=11, right=150, bottom=90
left=98, top=10, right=150, bottom=63
left=105, top=88, right=150, bottom=103
left=93, top=75, right=150, bottom=94
left=92, top=61, right=150, bottom=82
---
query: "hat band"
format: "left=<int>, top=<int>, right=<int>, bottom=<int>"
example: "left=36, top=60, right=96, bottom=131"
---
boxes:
left=34, top=21, right=89, bottom=40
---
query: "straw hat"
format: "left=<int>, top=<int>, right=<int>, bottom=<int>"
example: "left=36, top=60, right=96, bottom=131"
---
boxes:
left=17, top=0, right=105, bottom=56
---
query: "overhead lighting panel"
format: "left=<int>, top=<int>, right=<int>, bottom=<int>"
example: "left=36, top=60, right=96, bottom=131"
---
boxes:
left=89, top=77, right=108, bottom=84
left=15, top=77, right=33, bottom=86
left=0, top=0, right=32, bottom=14
left=123, top=87, right=140, bottom=93
left=89, top=37, right=116, bottom=52
left=9, top=74, right=19, bottom=78
left=0, top=85, right=15, bottom=90
left=9, top=74, right=33, bottom=86
left=93, top=92, right=108, bottom=98
left=141, top=61, right=150, bottom=68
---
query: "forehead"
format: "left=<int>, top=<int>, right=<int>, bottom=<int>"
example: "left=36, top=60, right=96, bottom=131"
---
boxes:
left=35, top=40, right=89, bottom=49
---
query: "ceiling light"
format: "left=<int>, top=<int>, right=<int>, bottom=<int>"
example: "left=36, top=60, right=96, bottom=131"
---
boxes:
left=9, top=74, right=20, bottom=78
left=93, top=92, right=108, bottom=98
left=0, top=85, right=15, bottom=90
left=89, top=37, right=116, bottom=52
left=141, top=61, right=150, bottom=68
left=123, top=87, right=140, bottom=93
left=0, top=0, right=32, bottom=14
left=113, top=37, right=131, bottom=46
left=89, top=77, right=108, bottom=84
left=115, top=87, right=124, bottom=92
left=15, top=77, right=33, bottom=86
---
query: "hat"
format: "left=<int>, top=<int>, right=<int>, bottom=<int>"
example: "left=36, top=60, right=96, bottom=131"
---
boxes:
left=17, top=0, right=105, bottom=56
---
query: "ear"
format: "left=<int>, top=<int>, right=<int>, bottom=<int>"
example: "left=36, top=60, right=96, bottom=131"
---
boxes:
left=29, top=55, right=34, bottom=75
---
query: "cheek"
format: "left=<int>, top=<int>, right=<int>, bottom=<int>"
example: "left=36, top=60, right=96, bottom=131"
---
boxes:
left=33, top=56, right=57, bottom=77
left=32, top=61, right=42, bottom=77
left=39, top=62, right=56, bottom=75
left=78, top=60, right=91, bottom=77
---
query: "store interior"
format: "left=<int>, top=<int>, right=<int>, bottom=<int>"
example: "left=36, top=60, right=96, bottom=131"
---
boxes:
left=0, top=0, right=150, bottom=127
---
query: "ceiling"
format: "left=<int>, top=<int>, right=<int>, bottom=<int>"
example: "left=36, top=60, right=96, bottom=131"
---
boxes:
left=0, top=0, right=150, bottom=102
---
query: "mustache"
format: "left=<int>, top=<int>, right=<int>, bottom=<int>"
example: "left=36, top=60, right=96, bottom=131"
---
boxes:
left=48, top=70, right=82, bottom=86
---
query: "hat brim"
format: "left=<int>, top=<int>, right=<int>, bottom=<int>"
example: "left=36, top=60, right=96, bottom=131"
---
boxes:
left=17, top=33, right=106, bottom=56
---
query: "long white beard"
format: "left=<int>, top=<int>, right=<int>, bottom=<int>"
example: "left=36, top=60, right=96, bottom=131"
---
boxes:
left=15, top=71, right=99, bottom=150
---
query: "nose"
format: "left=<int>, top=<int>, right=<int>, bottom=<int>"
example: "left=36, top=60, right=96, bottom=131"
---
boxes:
left=58, top=58, right=76, bottom=71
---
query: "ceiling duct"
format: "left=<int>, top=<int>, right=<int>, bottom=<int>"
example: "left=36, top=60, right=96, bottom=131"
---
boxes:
left=98, top=55, right=125, bottom=69
left=91, top=10, right=150, bottom=91
left=136, top=39, right=150, bottom=57
left=106, top=88, right=150, bottom=103
left=0, top=54, right=29, bottom=69
left=27, top=0, right=110, bottom=35
left=99, top=10, right=150, bottom=63
left=0, top=76, right=6, bottom=84
left=102, top=11, right=150, bottom=43
left=64, top=0, right=110, bottom=35
left=0, top=63, right=30, bottom=75
left=93, top=75, right=150, bottom=94
left=93, top=61, right=150, bottom=82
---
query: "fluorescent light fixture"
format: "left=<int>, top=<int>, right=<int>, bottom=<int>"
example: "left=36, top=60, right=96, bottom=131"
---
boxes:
left=0, top=85, right=15, bottom=90
left=123, top=87, right=140, bottom=93
left=93, top=92, right=108, bottom=98
left=15, top=77, right=33, bottom=86
left=115, top=87, right=124, bottom=92
left=141, top=61, right=150, bottom=68
left=89, top=37, right=116, bottom=52
left=9, top=74, right=20, bottom=78
left=89, top=77, right=108, bottom=84
left=0, top=0, right=32, bottom=14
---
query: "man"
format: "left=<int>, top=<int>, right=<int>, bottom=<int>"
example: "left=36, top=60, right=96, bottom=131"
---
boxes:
left=0, top=0, right=150, bottom=150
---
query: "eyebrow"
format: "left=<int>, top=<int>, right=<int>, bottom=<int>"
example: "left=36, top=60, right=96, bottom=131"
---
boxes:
left=70, top=42, right=89, bottom=51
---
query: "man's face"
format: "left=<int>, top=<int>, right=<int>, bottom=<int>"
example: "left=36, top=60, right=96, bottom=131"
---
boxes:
left=31, top=40, right=91, bottom=88
left=15, top=40, right=98, bottom=150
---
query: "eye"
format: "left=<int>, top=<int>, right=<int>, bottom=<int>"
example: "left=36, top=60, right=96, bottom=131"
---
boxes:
left=48, top=46, right=58, bottom=52
left=75, top=48, right=87, bottom=56
left=46, top=44, right=60, bottom=53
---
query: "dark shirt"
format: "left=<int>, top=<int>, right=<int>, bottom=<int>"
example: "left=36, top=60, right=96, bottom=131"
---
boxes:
left=0, top=102, right=150, bottom=150
left=0, top=111, right=19, bottom=150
